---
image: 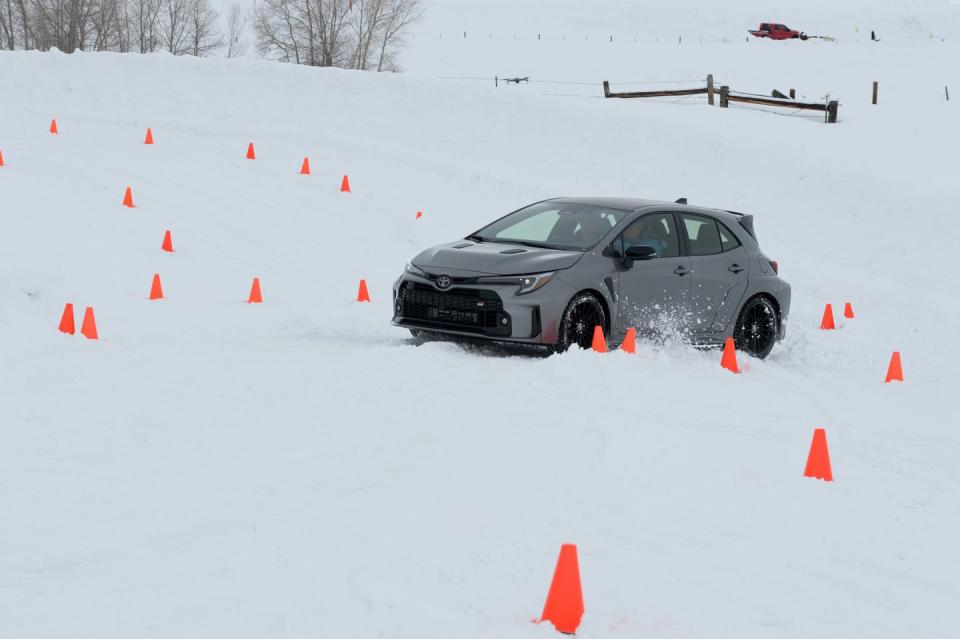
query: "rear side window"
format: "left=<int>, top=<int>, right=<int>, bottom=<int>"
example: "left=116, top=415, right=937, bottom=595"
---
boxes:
left=718, top=223, right=741, bottom=252
left=681, top=214, right=723, bottom=256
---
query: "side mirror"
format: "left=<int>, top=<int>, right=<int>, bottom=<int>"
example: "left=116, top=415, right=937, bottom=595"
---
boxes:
left=624, top=245, right=658, bottom=260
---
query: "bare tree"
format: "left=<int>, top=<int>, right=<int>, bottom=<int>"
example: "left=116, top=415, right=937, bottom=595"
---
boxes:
left=254, top=0, right=417, bottom=69
left=1, top=0, right=16, bottom=48
left=186, top=0, right=221, bottom=56
left=371, top=0, right=418, bottom=71
left=158, top=0, right=189, bottom=53
left=0, top=0, right=342, bottom=57
left=130, top=0, right=162, bottom=52
left=224, top=0, right=245, bottom=57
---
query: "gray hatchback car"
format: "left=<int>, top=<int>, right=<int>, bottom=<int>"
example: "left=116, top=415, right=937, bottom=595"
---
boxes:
left=392, top=197, right=791, bottom=358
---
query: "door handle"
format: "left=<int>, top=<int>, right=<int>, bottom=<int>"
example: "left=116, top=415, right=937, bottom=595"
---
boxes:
left=728, top=264, right=745, bottom=273
left=673, top=266, right=691, bottom=276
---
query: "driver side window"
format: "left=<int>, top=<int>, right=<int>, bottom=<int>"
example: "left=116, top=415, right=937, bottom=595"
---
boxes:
left=616, top=213, right=680, bottom=258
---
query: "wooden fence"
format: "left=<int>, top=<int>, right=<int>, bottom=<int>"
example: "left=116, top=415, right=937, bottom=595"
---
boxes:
left=603, top=78, right=840, bottom=123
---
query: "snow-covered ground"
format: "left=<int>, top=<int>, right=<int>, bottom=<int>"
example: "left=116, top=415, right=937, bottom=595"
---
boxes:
left=2, top=2, right=960, bottom=637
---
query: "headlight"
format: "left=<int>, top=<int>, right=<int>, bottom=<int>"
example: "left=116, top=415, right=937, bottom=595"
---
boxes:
left=516, top=272, right=554, bottom=295
left=405, top=263, right=427, bottom=277
left=477, top=271, right=555, bottom=295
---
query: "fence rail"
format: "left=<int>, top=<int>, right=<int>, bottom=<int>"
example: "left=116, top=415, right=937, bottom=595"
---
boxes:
left=602, top=81, right=708, bottom=99
left=603, top=78, right=840, bottom=123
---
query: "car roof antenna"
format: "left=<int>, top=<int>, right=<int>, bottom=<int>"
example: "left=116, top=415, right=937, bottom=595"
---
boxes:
left=675, top=197, right=688, bottom=204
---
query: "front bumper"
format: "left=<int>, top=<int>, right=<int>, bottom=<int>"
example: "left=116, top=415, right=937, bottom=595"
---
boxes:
left=391, top=272, right=572, bottom=344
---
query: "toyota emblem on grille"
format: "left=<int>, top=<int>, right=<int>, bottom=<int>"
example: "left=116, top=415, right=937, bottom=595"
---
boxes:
left=435, top=274, right=452, bottom=289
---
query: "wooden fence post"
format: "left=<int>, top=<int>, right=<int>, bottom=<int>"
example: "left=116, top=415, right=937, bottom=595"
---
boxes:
left=495, top=76, right=498, bottom=88
left=827, top=100, right=839, bottom=123
left=872, top=81, right=878, bottom=105
left=946, top=86, right=950, bottom=101
left=719, top=85, right=729, bottom=108
left=603, top=81, right=610, bottom=98
left=707, top=74, right=715, bottom=105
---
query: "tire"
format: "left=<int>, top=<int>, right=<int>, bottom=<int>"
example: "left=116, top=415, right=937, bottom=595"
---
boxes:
left=409, top=328, right=441, bottom=342
left=733, top=296, right=779, bottom=359
left=555, top=292, right=607, bottom=353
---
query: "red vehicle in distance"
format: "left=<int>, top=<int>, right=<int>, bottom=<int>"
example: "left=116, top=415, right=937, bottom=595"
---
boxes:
left=749, top=23, right=809, bottom=40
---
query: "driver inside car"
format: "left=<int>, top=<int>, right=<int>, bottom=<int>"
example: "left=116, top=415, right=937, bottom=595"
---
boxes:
left=621, top=217, right=666, bottom=256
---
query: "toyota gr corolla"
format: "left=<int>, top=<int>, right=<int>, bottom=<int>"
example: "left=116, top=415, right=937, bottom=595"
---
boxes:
left=392, top=197, right=791, bottom=358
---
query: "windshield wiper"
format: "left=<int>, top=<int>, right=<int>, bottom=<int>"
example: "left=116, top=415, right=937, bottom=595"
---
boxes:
left=495, top=239, right=564, bottom=250
left=465, top=234, right=485, bottom=243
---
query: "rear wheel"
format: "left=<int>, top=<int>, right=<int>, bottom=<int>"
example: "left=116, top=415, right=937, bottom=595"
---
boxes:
left=555, top=293, right=606, bottom=352
left=733, top=296, right=779, bottom=359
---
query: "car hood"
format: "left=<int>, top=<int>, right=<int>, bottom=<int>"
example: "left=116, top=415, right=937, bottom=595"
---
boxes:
left=411, top=240, right=584, bottom=276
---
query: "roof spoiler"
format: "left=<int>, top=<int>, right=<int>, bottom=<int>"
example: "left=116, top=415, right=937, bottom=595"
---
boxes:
left=725, top=210, right=757, bottom=239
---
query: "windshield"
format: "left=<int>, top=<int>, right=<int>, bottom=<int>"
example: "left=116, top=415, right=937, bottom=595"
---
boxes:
left=471, top=201, right=627, bottom=250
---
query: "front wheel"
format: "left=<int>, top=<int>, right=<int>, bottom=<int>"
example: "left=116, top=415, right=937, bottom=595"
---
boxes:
left=409, top=328, right=443, bottom=342
left=555, top=292, right=607, bottom=353
left=733, top=296, right=779, bottom=359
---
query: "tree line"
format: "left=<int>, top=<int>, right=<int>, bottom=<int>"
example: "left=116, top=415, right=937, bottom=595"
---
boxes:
left=0, top=0, right=233, bottom=55
left=0, top=0, right=421, bottom=69
left=253, top=0, right=421, bottom=71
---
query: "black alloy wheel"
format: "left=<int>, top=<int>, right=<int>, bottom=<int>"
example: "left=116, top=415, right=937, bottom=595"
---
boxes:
left=733, top=296, right=779, bottom=359
left=557, top=293, right=606, bottom=352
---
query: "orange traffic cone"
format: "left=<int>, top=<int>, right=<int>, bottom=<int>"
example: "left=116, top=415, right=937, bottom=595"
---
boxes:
left=248, top=277, right=263, bottom=303
left=803, top=428, right=833, bottom=481
left=59, top=302, right=75, bottom=334
left=539, top=544, right=585, bottom=635
left=591, top=325, right=607, bottom=352
left=885, top=351, right=903, bottom=383
left=122, top=186, right=135, bottom=208
left=621, top=327, right=637, bottom=354
left=144, top=127, right=154, bottom=144
left=820, top=303, right=835, bottom=330
left=246, top=142, right=256, bottom=160
left=0, top=149, right=5, bottom=166
left=416, top=210, right=423, bottom=220
left=843, top=302, right=854, bottom=319
left=161, top=230, right=174, bottom=253
left=721, top=336, right=739, bottom=373
left=50, top=119, right=58, bottom=134
left=80, top=306, right=98, bottom=340
left=300, top=157, right=311, bottom=175
left=149, top=273, right=164, bottom=300
left=357, top=279, right=370, bottom=302
left=340, top=175, right=351, bottom=192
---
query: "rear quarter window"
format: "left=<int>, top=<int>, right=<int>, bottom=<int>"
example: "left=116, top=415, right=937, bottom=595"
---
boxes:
left=718, top=223, right=742, bottom=252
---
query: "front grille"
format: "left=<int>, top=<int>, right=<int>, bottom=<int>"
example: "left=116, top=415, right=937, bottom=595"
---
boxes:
left=397, top=283, right=510, bottom=336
